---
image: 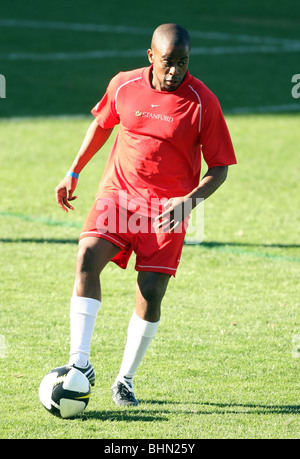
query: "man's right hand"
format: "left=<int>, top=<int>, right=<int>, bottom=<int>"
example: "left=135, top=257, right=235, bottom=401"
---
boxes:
left=55, top=175, right=78, bottom=212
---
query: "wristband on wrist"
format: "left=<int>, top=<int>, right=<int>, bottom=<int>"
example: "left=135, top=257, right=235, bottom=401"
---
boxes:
left=66, top=171, right=79, bottom=179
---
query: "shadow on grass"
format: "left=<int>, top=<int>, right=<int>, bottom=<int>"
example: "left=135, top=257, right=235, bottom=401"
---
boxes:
left=80, top=408, right=167, bottom=422
left=143, top=400, right=300, bottom=415
left=80, top=400, right=300, bottom=421
left=198, top=401, right=300, bottom=415
left=0, top=237, right=79, bottom=244
left=1, top=237, right=299, bottom=250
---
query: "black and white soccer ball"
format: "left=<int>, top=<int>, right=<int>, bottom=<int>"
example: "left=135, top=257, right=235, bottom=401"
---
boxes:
left=39, top=366, right=91, bottom=419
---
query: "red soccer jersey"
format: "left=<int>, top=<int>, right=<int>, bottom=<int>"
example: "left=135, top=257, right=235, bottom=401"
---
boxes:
left=91, top=65, right=236, bottom=207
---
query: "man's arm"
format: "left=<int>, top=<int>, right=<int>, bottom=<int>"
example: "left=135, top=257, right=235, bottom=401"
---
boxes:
left=187, top=165, right=228, bottom=204
left=55, top=120, right=113, bottom=212
left=155, top=166, right=228, bottom=232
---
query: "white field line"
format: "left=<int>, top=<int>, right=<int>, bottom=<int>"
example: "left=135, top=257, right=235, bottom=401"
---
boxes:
left=0, top=19, right=154, bottom=35
left=2, top=42, right=300, bottom=61
left=2, top=49, right=146, bottom=60
left=226, top=103, right=300, bottom=114
left=1, top=18, right=300, bottom=61
left=1, top=18, right=300, bottom=46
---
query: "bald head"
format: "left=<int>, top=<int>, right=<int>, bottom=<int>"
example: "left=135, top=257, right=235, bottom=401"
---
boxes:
left=147, top=24, right=191, bottom=91
left=151, top=24, right=191, bottom=52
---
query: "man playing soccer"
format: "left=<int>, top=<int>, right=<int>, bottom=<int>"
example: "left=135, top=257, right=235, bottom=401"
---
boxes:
left=55, top=23, right=236, bottom=406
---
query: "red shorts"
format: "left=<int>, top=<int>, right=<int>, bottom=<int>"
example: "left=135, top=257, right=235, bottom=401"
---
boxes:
left=79, top=198, right=186, bottom=276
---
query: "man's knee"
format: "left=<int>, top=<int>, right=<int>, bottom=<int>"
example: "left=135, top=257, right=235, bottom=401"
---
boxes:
left=76, top=244, right=98, bottom=274
left=137, top=272, right=170, bottom=305
left=141, top=282, right=163, bottom=305
left=76, top=237, right=120, bottom=277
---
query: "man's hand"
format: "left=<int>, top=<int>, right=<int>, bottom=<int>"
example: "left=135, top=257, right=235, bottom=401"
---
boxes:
left=155, top=196, right=191, bottom=233
left=55, top=176, right=78, bottom=212
left=154, top=166, right=228, bottom=233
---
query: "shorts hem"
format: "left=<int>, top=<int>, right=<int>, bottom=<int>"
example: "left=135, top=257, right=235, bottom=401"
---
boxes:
left=79, top=231, right=126, bottom=250
left=135, top=264, right=178, bottom=277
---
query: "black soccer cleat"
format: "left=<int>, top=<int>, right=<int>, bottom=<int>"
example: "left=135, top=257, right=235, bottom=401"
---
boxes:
left=111, top=381, right=139, bottom=406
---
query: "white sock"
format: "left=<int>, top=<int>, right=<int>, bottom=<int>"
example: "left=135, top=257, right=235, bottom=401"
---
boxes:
left=68, top=296, right=101, bottom=368
left=114, top=311, right=160, bottom=389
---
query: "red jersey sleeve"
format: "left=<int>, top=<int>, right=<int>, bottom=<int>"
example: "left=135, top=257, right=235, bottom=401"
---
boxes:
left=91, top=74, right=121, bottom=128
left=200, top=94, right=236, bottom=168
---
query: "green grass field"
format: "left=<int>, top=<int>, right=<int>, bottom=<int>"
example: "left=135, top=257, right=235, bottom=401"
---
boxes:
left=0, top=0, right=299, bottom=440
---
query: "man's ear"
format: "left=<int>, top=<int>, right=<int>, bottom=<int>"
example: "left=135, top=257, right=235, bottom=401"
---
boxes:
left=147, top=48, right=154, bottom=64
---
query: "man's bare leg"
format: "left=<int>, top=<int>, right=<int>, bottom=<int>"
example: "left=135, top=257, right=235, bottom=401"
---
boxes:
left=68, top=237, right=120, bottom=373
left=72, top=236, right=121, bottom=300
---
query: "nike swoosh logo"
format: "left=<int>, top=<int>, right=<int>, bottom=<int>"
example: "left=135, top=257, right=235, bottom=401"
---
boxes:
left=151, top=104, right=160, bottom=108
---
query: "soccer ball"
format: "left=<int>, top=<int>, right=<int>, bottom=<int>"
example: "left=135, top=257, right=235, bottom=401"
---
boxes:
left=39, top=366, right=91, bottom=419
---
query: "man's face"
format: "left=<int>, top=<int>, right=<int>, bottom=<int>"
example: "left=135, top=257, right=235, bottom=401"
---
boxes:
left=147, top=42, right=190, bottom=92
